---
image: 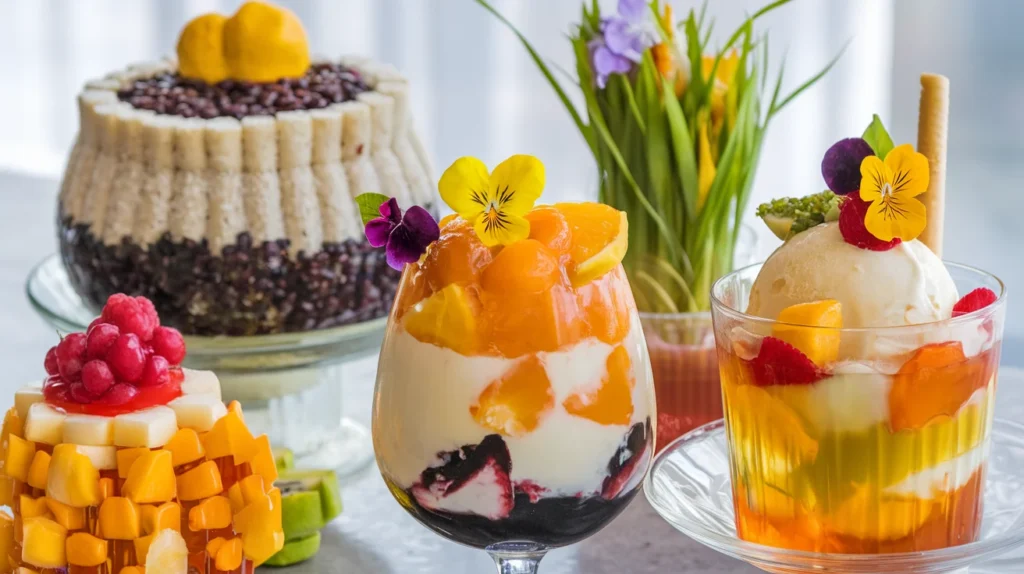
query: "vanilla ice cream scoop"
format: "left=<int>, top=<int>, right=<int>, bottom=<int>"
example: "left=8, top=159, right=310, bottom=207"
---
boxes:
left=747, top=222, right=957, bottom=328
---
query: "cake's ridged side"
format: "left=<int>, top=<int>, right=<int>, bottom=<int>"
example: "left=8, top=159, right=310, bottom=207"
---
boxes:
left=311, top=107, right=361, bottom=242
left=358, top=92, right=415, bottom=208
left=102, top=110, right=150, bottom=245
left=80, top=103, right=130, bottom=232
left=376, top=81, right=434, bottom=208
left=61, top=90, right=118, bottom=221
left=169, top=118, right=210, bottom=242
left=241, top=116, right=286, bottom=244
left=205, top=117, right=247, bottom=255
left=135, top=115, right=176, bottom=246
left=339, top=100, right=383, bottom=205
left=277, top=110, right=324, bottom=255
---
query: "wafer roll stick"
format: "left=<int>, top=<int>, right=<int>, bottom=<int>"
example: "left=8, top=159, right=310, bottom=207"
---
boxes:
left=917, top=73, right=949, bottom=257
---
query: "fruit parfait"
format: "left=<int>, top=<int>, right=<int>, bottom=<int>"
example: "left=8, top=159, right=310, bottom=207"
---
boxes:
left=0, top=295, right=284, bottom=572
left=369, top=155, right=654, bottom=567
left=710, top=115, right=1005, bottom=554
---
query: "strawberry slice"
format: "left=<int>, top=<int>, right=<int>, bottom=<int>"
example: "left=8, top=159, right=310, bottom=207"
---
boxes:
left=952, top=288, right=998, bottom=317
left=748, top=337, right=826, bottom=387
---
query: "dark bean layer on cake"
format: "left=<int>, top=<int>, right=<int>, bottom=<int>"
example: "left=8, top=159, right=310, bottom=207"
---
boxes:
left=59, top=217, right=400, bottom=336
left=117, top=63, right=371, bottom=119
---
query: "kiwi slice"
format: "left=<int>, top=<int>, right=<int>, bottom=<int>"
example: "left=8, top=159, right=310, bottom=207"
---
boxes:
left=756, top=191, right=840, bottom=240
left=264, top=532, right=322, bottom=567
left=273, top=447, right=295, bottom=472
left=276, top=469, right=343, bottom=542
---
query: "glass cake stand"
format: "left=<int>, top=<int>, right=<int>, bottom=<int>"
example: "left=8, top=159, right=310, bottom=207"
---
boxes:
left=26, top=254, right=384, bottom=478
left=645, top=418, right=1024, bottom=573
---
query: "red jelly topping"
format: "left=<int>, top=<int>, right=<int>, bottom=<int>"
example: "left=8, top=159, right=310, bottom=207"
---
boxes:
left=45, top=368, right=184, bottom=417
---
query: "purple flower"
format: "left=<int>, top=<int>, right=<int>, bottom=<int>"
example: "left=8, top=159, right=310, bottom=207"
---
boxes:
left=364, top=197, right=440, bottom=270
left=590, top=0, right=657, bottom=88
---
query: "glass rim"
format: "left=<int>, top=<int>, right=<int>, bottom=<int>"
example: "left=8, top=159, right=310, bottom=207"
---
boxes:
left=710, top=260, right=1007, bottom=334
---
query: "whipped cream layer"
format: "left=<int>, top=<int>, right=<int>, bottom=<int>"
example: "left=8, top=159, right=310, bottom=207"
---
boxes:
left=374, top=321, right=654, bottom=497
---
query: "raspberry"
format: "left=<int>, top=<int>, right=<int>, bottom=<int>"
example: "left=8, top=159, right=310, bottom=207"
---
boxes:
left=81, top=360, right=115, bottom=396
left=139, top=355, right=170, bottom=387
left=748, top=336, right=825, bottom=386
left=43, top=378, right=70, bottom=403
left=87, top=317, right=104, bottom=333
left=86, top=323, right=120, bottom=360
left=150, top=326, right=186, bottom=365
left=44, top=347, right=59, bottom=376
left=135, top=296, right=160, bottom=340
left=101, top=294, right=154, bottom=341
left=838, top=196, right=901, bottom=251
left=56, top=333, right=88, bottom=381
left=105, top=333, right=146, bottom=383
left=68, top=382, right=96, bottom=404
left=97, top=383, right=139, bottom=406
left=952, top=288, right=998, bottom=317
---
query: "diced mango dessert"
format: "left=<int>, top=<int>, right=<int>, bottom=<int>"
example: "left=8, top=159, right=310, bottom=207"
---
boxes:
left=0, top=294, right=283, bottom=571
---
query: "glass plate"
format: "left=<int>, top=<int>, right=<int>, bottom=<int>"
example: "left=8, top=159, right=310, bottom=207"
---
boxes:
left=26, top=254, right=386, bottom=477
left=645, top=419, right=1024, bottom=573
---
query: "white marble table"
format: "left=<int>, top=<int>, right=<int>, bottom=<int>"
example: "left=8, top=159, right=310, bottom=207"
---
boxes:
left=3, top=171, right=1022, bottom=573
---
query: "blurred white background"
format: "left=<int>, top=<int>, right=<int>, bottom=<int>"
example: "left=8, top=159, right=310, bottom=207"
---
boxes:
left=0, top=0, right=1020, bottom=359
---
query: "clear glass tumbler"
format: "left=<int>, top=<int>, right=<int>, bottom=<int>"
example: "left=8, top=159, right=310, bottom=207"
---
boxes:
left=710, top=262, right=1005, bottom=554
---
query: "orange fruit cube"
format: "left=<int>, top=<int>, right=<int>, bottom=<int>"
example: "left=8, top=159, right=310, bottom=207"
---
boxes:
left=19, top=496, right=49, bottom=519
left=525, top=206, right=572, bottom=255
left=46, top=445, right=100, bottom=508
left=480, top=239, right=561, bottom=295
left=249, top=435, right=278, bottom=486
left=403, top=283, right=479, bottom=355
left=140, top=501, right=181, bottom=535
left=65, top=532, right=108, bottom=567
left=202, top=411, right=256, bottom=466
left=578, top=266, right=633, bottom=344
left=238, top=475, right=266, bottom=506
left=188, top=496, right=232, bottom=531
left=233, top=493, right=284, bottom=566
left=563, top=345, right=636, bottom=426
left=213, top=537, right=243, bottom=571
left=116, top=447, right=151, bottom=480
left=470, top=355, right=554, bottom=436
left=122, top=450, right=177, bottom=504
left=422, top=217, right=495, bottom=291
left=26, top=451, right=50, bottom=491
left=21, top=517, right=66, bottom=568
left=4, top=434, right=35, bottom=483
left=554, top=203, right=628, bottom=287
left=44, top=498, right=85, bottom=531
left=163, top=428, right=205, bottom=467
left=772, top=299, right=843, bottom=366
left=98, top=497, right=140, bottom=540
left=176, top=460, right=224, bottom=501
left=482, top=285, right=582, bottom=357
left=889, top=342, right=997, bottom=431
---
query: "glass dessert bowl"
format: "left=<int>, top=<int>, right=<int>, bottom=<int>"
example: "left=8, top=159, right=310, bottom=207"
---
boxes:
left=370, top=155, right=655, bottom=571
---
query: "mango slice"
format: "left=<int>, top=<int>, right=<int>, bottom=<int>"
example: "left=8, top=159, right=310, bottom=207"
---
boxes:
left=44, top=498, right=85, bottom=531
left=46, top=445, right=100, bottom=508
left=163, top=428, right=206, bottom=467
left=65, top=532, right=107, bottom=567
left=772, top=299, right=842, bottom=366
left=21, top=517, right=67, bottom=568
left=470, top=355, right=554, bottom=436
left=176, top=461, right=223, bottom=501
left=233, top=493, right=285, bottom=566
left=889, top=342, right=996, bottom=431
left=26, top=451, right=50, bottom=491
left=403, top=283, right=478, bottom=355
left=98, top=497, right=141, bottom=540
left=214, top=536, right=243, bottom=571
left=122, top=450, right=177, bottom=504
left=188, top=496, right=232, bottom=531
left=116, top=447, right=151, bottom=480
left=5, top=434, right=35, bottom=482
left=202, top=412, right=256, bottom=466
left=141, top=501, right=181, bottom=535
left=19, top=496, right=49, bottom=519
left=563, top=345, right=635, bottom=426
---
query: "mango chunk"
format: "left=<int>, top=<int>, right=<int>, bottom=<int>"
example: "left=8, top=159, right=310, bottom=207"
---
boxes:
left=141, top=501, right=181, bottom=535
left=116, top=447, right=151, bottom=480
left=470, top=355, right=554, bottom=436
left=46, top=445, right=100, bottom=508
left=122, top=450, right=176, bottom=504
left=249, top=435, right=278, bottom=486
left=772, top=299, right=843, bottom=366
left=0, top=512, right=13, bottom=572
left=214, top=537, right=243, bottom=571
left=1, top=407, right=24, bottom=449
left=26, top=451, right=50, bottom=491
left=403, top=283, right=479, bottom=355
left=163, top=428, right=205, bottom=467
left=120, top=567, right=145, bottom=574
left=175, top=461, right=223, bottom=501
left=889, top=342, right=995, bottom=431
left=0, top=475, right=16, bottom=507
left=206, top=536, right=227, bottom=557
left=227, top=483, right=245, bottom=514
left=19, top=496, right=49, bottom=519
left=98, top=477, right=114, bottom=502
left=202, top=412, right=255, bottom=465
left=65, top=532, right=107, bottom=567
left=134, top=533, right=154, bottom=565
left=188, top=495, right=232, bottom=531
left=238, top=474, right=266, bottom=506
left=98, top=497, right=141, bottom=540
left=44, top=498, right=85, bottom=531
left=5, top=434, right=35, bottom=482
left=563, top=345, right=635, bottom=426
left=233, top=493, right=284, bottom=566
left=21, top=517, right=67, bottom=568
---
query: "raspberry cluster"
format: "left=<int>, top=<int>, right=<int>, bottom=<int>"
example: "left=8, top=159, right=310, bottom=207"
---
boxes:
left=43, top=295, right=186, bottom=406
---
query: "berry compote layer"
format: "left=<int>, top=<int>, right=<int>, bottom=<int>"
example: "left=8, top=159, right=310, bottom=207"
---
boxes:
left=59, top=59, right=436, bottom=335
left=374, top=205, right=656, bottom=547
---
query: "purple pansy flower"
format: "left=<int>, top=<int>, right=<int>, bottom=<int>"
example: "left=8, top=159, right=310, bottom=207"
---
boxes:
left=589, top=0, right=658, bottom=89
left=365, top=197, right=440, bottom=270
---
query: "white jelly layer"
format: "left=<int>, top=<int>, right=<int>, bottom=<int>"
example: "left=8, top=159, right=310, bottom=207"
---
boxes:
left=373, top=321, right=655, bottom=497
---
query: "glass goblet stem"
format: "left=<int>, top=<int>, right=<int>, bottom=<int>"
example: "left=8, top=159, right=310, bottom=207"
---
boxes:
left=488, top=542, right=546, bottom=574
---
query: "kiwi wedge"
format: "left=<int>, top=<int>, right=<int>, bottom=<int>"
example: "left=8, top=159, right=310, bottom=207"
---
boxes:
left=263, top=532, right=322, bottom=567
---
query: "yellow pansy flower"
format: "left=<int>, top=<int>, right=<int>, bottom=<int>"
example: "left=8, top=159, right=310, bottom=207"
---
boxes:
left=859, top=144, right=930, bottom=242
left=438, top=154, right=545, bottom=246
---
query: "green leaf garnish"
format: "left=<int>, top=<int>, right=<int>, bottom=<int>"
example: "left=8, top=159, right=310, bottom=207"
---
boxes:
left=862, top=114, right=895, bottom=159
left=355, top=193, right=391, bottom=226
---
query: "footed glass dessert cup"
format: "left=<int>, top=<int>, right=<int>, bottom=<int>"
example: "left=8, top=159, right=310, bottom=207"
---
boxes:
left=372, top=204, right=655, bottom=572
left=709, top=262, right=1006, bottom=555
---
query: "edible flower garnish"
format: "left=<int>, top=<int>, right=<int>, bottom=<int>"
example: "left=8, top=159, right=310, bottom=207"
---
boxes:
left=589, top=0, right=658, bottom=89
left=858, top=144, right=929, bottom=242
left=438, top=155, right=545, bottom=246
left=358, top=194, right=440, bottom=271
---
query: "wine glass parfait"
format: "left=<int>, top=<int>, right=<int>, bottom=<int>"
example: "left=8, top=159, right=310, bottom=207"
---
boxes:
left=368, top=155, right=655, bottom=572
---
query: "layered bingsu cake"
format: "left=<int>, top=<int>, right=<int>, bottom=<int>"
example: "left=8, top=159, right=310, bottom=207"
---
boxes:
left=714, top=109, right=1004, bottom=552
left=371, top=155, right=654, bottom=548
left=58, top=1, right=436, bottom=335
left=0, top=295, right=284, bottom=571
